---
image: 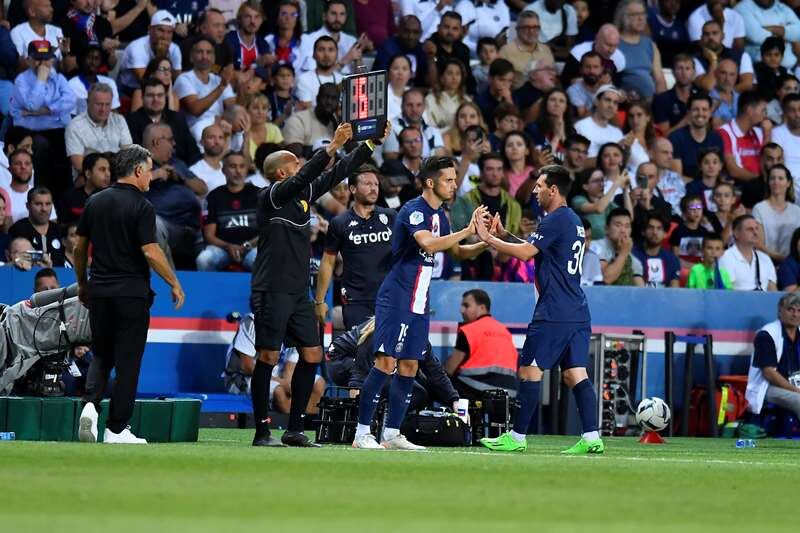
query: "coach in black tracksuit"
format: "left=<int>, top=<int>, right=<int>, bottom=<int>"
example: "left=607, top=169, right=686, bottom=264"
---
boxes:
left=250, top=121, right=390, bottom=447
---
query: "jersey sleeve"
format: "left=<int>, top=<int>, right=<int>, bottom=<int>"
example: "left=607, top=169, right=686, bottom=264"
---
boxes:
left=137, top=202, right=157, bottom=246
left=527, top=213, right=556, bottom=251
left=401, top=205, right=429, bottom=236
left=324, top=217, right=343, bottom=254
left=232, top=315, right=257, bottom=358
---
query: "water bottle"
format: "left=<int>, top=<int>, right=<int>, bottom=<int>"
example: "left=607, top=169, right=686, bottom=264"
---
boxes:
left=0, top=432, right=15, bottom=440
left=735, top=439, right=756, bottom=448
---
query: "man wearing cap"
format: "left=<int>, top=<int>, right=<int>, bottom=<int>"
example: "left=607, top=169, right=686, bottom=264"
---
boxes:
left=574, top=84, right=624, bottom=163
left=9, top=39, right=75, bottom=198
left=10, top=0, right=65, bottom=68
left=118, top=10, right=182, bottom=95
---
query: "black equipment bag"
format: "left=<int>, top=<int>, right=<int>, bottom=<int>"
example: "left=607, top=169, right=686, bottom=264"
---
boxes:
left=400, top=410, right=472, bottom=447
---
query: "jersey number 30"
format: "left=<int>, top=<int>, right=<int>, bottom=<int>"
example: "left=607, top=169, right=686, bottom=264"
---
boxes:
left=567, top=240, right=585, bottom=275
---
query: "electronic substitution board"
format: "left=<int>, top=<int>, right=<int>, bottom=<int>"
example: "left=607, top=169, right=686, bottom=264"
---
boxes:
left=342, top=70, right=387, bottom=141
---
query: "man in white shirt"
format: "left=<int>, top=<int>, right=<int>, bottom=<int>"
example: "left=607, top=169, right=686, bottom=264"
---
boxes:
left=118, top=10, right=182, bottom=94
left=649, top=137, right=687, bottom=216
left=526, top=0, right=578, bottom=60
left=380, top=88, right=445, bottom=162
left=455, top=0, right=510, bottom=55
left=687, top=0, right=746, bottom=49
left=295, top=36, right=343, bottom=109
left=770, top=93, right=800, bottom=198
left=574, top=84, right=624, bottom=162
left=190, top=124, right=227, bottom=196
left=10, top=0, right=64, bottom=68
left=719, top=214, right=777, bottom=291
left=402, top=0, right=455, bottom=41
left=298, top=0, right=360, bottom=74
left=174, top=36, right=236, bottom=139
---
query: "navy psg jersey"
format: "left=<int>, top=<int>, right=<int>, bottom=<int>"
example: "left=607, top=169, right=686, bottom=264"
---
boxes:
left=376, top=196, right=450, bottom=315
left=325, top=206, right=396, bottom=304
left=529, top=206, right=591, bottom=323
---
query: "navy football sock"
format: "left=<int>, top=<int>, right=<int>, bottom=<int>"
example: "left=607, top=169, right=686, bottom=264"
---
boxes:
left=357, top=366, right=390, bottom=426
left=572, top=378, right=599, bottom=434
left=384, top=374, right=415, bottom=431
left=512, top=380, right=541, bottom=436
left=251, top=359, right=274, bottom=435
left=287, top=359, right=318, bottom=432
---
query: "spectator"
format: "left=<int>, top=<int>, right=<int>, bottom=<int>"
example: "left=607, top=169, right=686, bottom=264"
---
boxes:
left=498, top=11, right=554, bottom=90
left=718, top=89, right=770, bottom=185
left=4, top=236, right=50, bottom=270
left=454, top=123, right=491, bottom=196
left=686, top=147, right=725, bottom=211
left=223, top=2, right=270, bottom=72
left=67, top=44, right=121, bottom=116
left=686, top=233, right=734, bottom=289
left=626, top=161, right=673, bottom=239
left=652, top=54, right=699, bottom=134
left=706, top=181, right=746, bottom=245
left=567, top=50, right=607, bottom=119
left=424, top=11, right=476, bottom=94
left=190, top=124, right=226, bottom=194
left=474, top=59, right=516, bottom=130
left=669, top=93, right=724, bottom=181
left=267, top=63, right=298, bottom=129
left=718, top=214, right=777, bottom=291
left=765, top=74, right=799, bottom=125
left=709, top=57, right=740, bottom=128
left=372, top=15, right=430, bottom=88
left=59, top=0, right=117, bottom=73
left=526, top=89, right=574, bottom=160
left=117, top=10, right=182, bottom=95
left=571, top=0, right=593, bottom=43
left=353, top=0, right=394, bottom=50
left=650, top=137, right=686, bottom=216
left=264, top=0, right=306, bottom=75
left=670, top=193, right=711, bottom=268
left=633, top=211, right=680, bottom=288
left=423, top=58, right=470, bottom=131
left=515, top=58, right=558, bottom=127
left=580, top=216, right=604, bottom=286
left=455, top=0, right=509, bottom=55
left=591, top=207, right=645, bottom=286
left=647, top=0, right=690, bottom=68
left=381, top=88, right=445, bottom=161
left=771, top=93, right=800, bottom=183
left=196, top=152, right=259, bottom=271
left=102, top=0, right=154, bottom=43
left=618, top=101, right=653, bottom=176
left=615, top=0, right=667, bottom=101
left=777, top=227, right=800, bottom=290
left=295, top=36, right=344, bottom=108
left=386, top=54, right=412, bottom=122
left=443, top=101, right=487, bottom=157
left=9, top=40, right=75, bottom=199
left=741, top=142, right=784, bottom=209
left=380, top=126, right=424, bottom=205
left=0, top=26, right=19, bottom=117
left=561, top=23, right=625, bottom=87
left=572, top=167, right=629, bottom=240
left=181, top=8, right=233, bottom=75
left=8, top=186, right=64, bottom=266
left=174, top=36, right=236, bottom=136
left=242, top=93, right=283, bottom=163
left=561, top=133, right=590, bottom=181
left=502, top=131, right=535, bottom=197
left=752, top=164, right=800, bottom=262
left=473, top=37, right=498, bottom=95
left=126, top=77, right=201, bottom=165
left=755, top=37, right=788, bottom=104
left=745, top=292, right=800, bottom=421
left=574, top=84, right=623, bottom=162
left=315, top=165, right=396, bottom=329
left=33, top=266, right=59, bottom=291
left=281, top=81, right=338, bottom=154
left=142, top=122, right=207, bottom=269
left=687, top=0, right=746, bottom=50
left=488, top=103, right=523, bottom=152
left=444, top=289, right=517, bottom=400
left=734, top=0, right=800, bottom=71
left=65, top=83, right=132, bottom=175
left=300, top=0, right=363, bottom=75
left=130, top=58, right=181, bottom=113
left=597, top=142, right=628, bottom=197
left=10, top=0, right=65, bottom=67
left=58, top=151, right=110, bottom=225
left=693, top=20, right=754, bottom=94
left=527, top=0, right=578, bottom=61
left=4, top=149, right=49, bottom=223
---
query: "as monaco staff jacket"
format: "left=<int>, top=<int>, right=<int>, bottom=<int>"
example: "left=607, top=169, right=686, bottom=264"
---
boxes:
left=251, top=142, right=374, bottom=294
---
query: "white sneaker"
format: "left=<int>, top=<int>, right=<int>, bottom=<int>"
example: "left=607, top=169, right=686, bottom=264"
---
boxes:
left=381, top=434, right=426, bottom=451
left=352, top=433, right=384, bottom=449
left=78, top=403, right=98, bottom=443
left=103, top=426, right=147, bottom=444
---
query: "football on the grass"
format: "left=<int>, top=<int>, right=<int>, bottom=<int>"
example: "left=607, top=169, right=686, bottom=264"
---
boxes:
left=635, top=397, right=671, bottom=432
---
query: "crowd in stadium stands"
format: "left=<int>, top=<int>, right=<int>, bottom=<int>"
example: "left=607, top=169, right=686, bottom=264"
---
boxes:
left=2, top=0, right=800, bottom=294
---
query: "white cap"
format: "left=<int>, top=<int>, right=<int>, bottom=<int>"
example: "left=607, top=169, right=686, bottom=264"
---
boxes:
left=594, top=84, right=623, bottom=103
left=150, top=10, right=177, bottom=28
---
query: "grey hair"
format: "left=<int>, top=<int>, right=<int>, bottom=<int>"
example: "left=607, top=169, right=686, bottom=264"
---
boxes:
left=114, top=145, right=152, bottom=179
left=517, top=10, right=539, bottom=23
left=613, top=0, right=646, bottom=32
left=88, top=82, right=114, bottom=100
left=142, top=123, right=171, bottom=148
left=779, top=292, right=800, bottom=310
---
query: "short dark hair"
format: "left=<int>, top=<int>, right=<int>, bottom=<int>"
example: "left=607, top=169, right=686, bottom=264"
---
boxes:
left=441, top=10, right=462, bottom=24
left=778, top=73, right=799, bottom=91
left=737, top=90, right=767, bottom=117
left=580, top=50, right=602, bottom=65
left=680, top=193, right=704, bottom=212
left=191, top=36, right=216, bottom=51
left=222, top=151, right=246, bottom=164
left=565, top=133, right=590, bottom=149
left=761, top=35, right=785, bottom=55
left=82, top=152, right=110, bottom=174
left=732, top=214, right=755, bottom=232
left=688, top=92, right=713, bottom=109
left=782, top=92, right=800, bottom=109
left=673, top=53, right=695, bottom=68
left=419, top=156, right=455, bottom=184
left=348, top=164, right=380, bottom=187
left=27, top=186, right=51, bottom=203
left=34, top=267, right=57, bottom=282
left=462, top=288, right=491, bottom=312
left=324, top=0, right=347, bottom=11
left=538, top=165, right=572, bottom=197
left=314, top=35, right=337, bottom=52
left=606, top=206, right=632, bottom=226
left=141, top=76, right=168, bottom=93
left=644, top=211, right=668, bottom=231
left=478, top=152, right=504, bottom=173
left=489, top=58, right=514, bottom=78
left=704, top=232, right=724, bottom=246
left=761, top=141, right=782, bottom=155
left=9, top=148, right=32, bottom=165
left=477, top=37, right=497, bottom=52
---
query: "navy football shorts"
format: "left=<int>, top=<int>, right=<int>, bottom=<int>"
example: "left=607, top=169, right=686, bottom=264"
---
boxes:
left=519, top=321, right=591, bottom=370
left=372, top=304, right=429, bottom=361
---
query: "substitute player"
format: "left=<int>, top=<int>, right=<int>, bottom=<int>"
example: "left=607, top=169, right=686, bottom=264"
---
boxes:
left=476, top=165, right=604, bottom=455
left=250, top=120, right=390, bottom=447
left=352, top=156, right=491, bottom=450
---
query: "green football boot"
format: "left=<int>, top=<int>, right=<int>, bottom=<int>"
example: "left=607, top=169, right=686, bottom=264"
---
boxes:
left=479, top=432, right=527, bottom=452
left=561, top=437, right=605, bottom=455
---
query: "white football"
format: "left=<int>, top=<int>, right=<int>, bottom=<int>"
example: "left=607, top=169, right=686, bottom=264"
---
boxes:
left=635, top=397, right=671, bottom=432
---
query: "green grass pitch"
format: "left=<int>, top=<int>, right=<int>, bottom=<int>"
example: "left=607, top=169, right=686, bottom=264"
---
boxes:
left=2, top=429, right=798, bottom=532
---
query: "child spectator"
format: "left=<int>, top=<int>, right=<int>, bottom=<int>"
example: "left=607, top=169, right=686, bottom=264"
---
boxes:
left=705, top=181, right=746, bottom=246
left=473, top=38, right=498, bottom=96
left=570, top=0, right=594, bottom=44
left=766, top=74, right=799, bottom=125
left=633, top=211, right=681, bottom=288
left=489, top=103, right=523, bottom=152
left=687, top=234, right=733, bottom=289
left=686, top=147, right=725, bottom=211
left=753, top=36, right=788, bottom=103
left=266, top=63, right=297, bottom=129
left=670, top=193, right=711, bottom=268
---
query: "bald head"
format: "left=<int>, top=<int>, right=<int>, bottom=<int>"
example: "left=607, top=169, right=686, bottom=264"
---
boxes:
left=595, top=24, right=620, bottom=58
left=650, top=137, right=674, bottom=169
left=142, top=123, right=170, bottom=148
left=263, top=150, right=300, bottom=181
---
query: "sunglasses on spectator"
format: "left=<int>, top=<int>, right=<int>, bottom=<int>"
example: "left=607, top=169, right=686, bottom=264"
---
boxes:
left=687, top=203, right=703, bottom=210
